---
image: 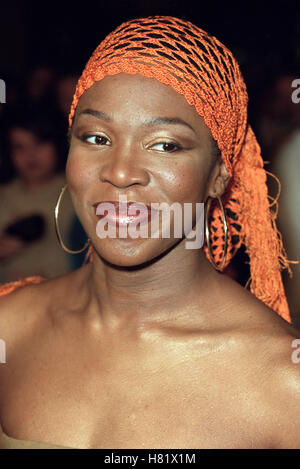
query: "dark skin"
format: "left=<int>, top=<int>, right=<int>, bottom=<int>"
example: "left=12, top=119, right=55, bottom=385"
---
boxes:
left=0, top=74, right=299, bottom=449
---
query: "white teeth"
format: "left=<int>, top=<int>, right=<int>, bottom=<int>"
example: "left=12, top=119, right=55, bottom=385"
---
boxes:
left=95, top=202, right=153, bottom=228
left=95, top=202, right=148, bottom=216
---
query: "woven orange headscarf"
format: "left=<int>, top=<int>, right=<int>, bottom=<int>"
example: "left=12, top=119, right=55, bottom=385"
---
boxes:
left=68, top=15, right=292, bottom=323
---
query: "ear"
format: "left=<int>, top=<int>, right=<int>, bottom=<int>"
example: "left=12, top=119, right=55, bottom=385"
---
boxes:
left=205, top=159, right=230, bottom=200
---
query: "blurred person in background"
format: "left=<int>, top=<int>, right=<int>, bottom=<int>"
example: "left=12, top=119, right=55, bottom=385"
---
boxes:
left=270, top=75, right=300, bottom=326
left=257, top=73, right=300, bottom=326
left=0, top=112, right=75, bottom=282
left=53, top=72, right=87, bottom=269
left=0, top=72, right=24, bottom=164
left=257, top=73, right=300, bottom=161
left=51, top=73, right=79, bottom=159
left=56, top=74, right=78, bottom=121
left=24, top=64, right=56, bottom=113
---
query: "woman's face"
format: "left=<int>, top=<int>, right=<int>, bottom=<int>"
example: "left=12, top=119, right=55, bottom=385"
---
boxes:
left=67, top=73, right=221, bottom=267
left=10, top=127, right=58, bottom=184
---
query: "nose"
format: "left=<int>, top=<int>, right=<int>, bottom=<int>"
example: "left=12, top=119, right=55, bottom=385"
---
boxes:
left=99, top=147, right=150, bottom=189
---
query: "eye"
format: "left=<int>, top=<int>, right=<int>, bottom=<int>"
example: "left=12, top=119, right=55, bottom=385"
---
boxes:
left=149, top=141, right=183, bottom=153
left=79, top=134, right=110, bottom=146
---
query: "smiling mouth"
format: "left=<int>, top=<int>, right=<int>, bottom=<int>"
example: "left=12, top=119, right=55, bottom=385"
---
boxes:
left=93, top=201, right=160, bottom=226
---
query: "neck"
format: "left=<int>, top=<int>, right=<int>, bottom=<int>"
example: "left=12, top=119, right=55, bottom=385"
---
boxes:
left=79, top=241, right=218, bottom=333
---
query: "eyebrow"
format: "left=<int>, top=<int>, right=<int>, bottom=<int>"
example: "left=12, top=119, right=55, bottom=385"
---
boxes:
left=77, top=109, right=196, bottom=134
left=142, top=116, right=196, bottom=134
left=78, top=109, right=112, bottom=122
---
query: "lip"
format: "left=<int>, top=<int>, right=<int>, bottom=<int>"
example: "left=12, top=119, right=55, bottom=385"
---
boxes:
left=93, top=201, right=159, bottom=226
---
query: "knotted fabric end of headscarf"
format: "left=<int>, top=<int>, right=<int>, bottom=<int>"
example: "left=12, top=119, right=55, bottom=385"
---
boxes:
left=230, top=125, right=292, bottom=322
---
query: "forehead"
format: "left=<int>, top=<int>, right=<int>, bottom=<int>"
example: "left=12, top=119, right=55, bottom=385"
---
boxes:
left=75, top=73, right=209, bottom=133
left=10, top=127, right=36, bottom=140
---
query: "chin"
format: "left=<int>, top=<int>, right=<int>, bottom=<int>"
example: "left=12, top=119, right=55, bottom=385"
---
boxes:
left=90, top=236, right=177, bottom=269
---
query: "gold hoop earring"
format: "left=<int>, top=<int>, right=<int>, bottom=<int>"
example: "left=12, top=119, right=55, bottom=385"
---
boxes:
left=205, top=195, right=228, bottom=271
left=54, top=184, right=90, bottom=254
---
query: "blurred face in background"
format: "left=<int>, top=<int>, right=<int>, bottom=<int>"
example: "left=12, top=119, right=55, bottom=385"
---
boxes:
left=27, top=66, right=55, bottom=102
left=9, top=127, right=58, bottom=187
left=57, top=76, right=78, bottom=118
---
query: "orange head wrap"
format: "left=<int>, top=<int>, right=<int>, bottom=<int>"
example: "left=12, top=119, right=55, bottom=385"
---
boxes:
left=68, top=15, right=292, bottom=323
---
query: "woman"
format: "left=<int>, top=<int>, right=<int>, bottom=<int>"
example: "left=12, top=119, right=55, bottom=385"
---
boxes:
left=0, top=113, right=74, bottom=281
left=0, top=16, right=299, bottom=449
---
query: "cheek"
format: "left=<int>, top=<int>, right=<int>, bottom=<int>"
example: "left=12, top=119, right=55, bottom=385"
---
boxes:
left=66, top=148, right=92, bottom=191
left=158, top=159, right=209, bottom=203
left=38, top=147, right=57, bottom=171
left=66, top=147, right=98, bottom=215
left=11, top=152, right=28, bottom=170
left=10, top=152, right=21, bottom=166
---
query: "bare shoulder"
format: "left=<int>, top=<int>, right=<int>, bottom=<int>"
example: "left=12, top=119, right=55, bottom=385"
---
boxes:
left=0, top=269, right=80, bottom=353
left=231, top=325, right=300, bottom=449
left=187, top=273, right=299, bottom=447
left=0, top=281, right=46, bottom=355
left=215, top=275, right=300, bottom=448
left=259, top=328, right=300, bottom=449
left=214, top=273, right=297, bottom=334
